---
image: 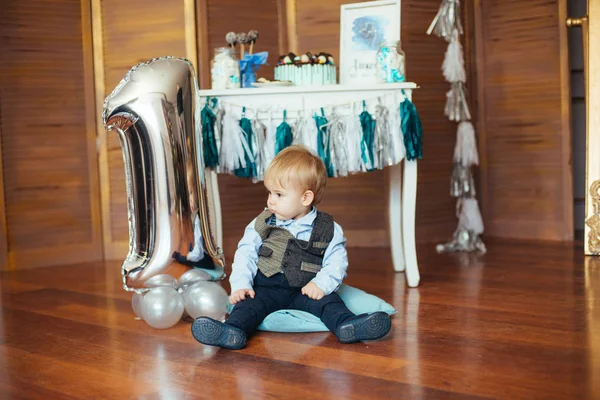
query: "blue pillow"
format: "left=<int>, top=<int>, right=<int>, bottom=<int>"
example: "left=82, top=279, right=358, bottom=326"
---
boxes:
left=195, top=265, right=225, bottom=281
left=226, top=284, right=396, bottom=333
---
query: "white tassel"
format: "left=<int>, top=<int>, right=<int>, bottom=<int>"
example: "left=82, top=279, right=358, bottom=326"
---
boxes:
left=262, top=110, right=276, bottom=172
left=389, top=103, right=405, bottom=165
left=213, top=105, right=224, bottom=156
left=293, top=115, right=318, bottom=152
left=454, top=121, right=479, bottom=167
left=374, top=99, right=397, bottom=168
left=219, top=110, right=247, bottom=174
left=457, top=198, right=484, bottom=234
left=442, top=29, right=466, bottom=83
left=252, top=118, right=266, bottom=182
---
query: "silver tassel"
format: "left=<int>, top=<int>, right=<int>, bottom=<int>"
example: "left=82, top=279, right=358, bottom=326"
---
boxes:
left=252, top=119, right=266, bottom=182
left=436, top=198, right=486, bottom=254
left=374, top=99, right=395, bottom=169
left=325, top=112, right=348, bottom=177
left=450, top=162, right=475, bottom=198
left=426, top=0, right=463, bottom=40
left=444, top=82, right=471, bottom=122
left=436, top=229, right=487, bottom=253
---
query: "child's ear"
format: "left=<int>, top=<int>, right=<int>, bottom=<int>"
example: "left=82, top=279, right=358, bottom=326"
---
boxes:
left=302, top=190, right=314, bottom=206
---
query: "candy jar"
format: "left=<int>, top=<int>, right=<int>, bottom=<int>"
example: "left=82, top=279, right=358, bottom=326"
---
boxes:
left=211, top=47, right=241, bottom=89
left=376, top=41, right=405, bottom=83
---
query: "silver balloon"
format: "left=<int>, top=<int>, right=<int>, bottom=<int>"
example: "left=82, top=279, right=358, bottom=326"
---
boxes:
left=141, top=286, right=184, bottom=329
left=132, top=292, right=145, bottom=318
left=182, top=281, right=229, bottom=321
left=144, top=274, right=178, bottom=289
left=102, top=57, right=225, bottom=290
left=177, top=269, right=211, bottom=290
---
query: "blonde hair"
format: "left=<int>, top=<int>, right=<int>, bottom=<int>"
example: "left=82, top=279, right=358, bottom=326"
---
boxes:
left=264, top=145, right=327, bottom=205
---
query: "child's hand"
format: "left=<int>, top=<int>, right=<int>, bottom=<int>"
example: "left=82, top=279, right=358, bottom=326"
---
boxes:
left=301, top=282, right=325, bottom=300
left=230, top=289, right=255, bottom=304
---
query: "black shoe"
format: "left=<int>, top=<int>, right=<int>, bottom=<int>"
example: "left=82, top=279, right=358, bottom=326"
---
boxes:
left=191, top=317, right=247, bottom=350
left=334, top=312, right=391, bottom=344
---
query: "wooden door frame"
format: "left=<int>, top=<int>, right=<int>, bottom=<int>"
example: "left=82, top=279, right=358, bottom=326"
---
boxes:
left=0, top=93, right=8, bottom=270
left=585, top=0, right=600, bottom=253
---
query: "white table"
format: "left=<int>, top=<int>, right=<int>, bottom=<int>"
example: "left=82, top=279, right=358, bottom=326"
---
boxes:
left=199, top=83, right=420, bottom=287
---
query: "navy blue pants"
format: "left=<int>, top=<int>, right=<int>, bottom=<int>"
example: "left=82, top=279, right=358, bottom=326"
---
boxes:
left=226, top=271, right=355, bottom=336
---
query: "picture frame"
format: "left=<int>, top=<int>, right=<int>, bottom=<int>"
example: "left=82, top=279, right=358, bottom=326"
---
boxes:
left=339, top=0, right=401, bottom=85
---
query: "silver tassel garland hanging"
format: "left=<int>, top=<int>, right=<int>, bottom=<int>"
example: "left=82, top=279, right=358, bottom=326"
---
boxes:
left=442, top=29, right=466, bottom=83
left=444, top=82, right=472, bottom=122
left=426, top=0, right=463, bottom=40
left=344, top=104, right=364, bottom=174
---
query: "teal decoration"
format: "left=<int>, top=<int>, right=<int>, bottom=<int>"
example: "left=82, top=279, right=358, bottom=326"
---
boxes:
left=234, top=107, right=257, bottom=178
left=359, top=100, right=375, bottom=171
left=314, top=108, right=334, bottom=177
left=200, top=97, right=219, bottom=168
left=399, top=90, right=423, bottom=161
left=275, top=110, right=293, bottom=154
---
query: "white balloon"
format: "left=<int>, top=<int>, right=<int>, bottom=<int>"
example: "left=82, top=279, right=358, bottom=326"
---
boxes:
left=141, top=287, right=184, bottom=329
left=132, top=292, right=145, bottom=318
left=144, top=274, right=178, bottom=289
left=182, top=281, right=229, bottom=321
left=178, top=269, right=211, bottom=290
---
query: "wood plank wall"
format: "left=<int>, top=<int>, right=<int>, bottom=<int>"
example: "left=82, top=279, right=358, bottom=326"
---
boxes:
left=0, top=0, right=103, bottom=270
left=94, top=0, right=191, bottom=259
left=473, top=0, right=573, bottom=241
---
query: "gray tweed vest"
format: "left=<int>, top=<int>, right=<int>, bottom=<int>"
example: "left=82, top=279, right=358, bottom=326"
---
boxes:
left=254, top=209, right=335, bottom=287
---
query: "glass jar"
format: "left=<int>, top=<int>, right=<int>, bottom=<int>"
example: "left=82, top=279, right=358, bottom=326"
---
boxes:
left=211, top=47, right=241, bottom=89
left=376, top=41, right=406, bottom=83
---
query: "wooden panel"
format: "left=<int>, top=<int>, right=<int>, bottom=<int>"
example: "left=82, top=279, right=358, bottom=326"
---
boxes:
left=0, top=0, right=103, bottom=270
left=474, top=0, right=573, bottom=241
left=293, top=0, right=457, bottom=244
left=96, top=0, right=189, bottom=259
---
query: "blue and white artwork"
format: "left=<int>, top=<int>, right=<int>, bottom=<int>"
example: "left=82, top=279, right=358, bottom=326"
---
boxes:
left=351, top=16, right=391, bottom=51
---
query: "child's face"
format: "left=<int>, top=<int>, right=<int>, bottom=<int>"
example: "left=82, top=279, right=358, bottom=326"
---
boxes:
left=264, top=179, right=313, bottom=221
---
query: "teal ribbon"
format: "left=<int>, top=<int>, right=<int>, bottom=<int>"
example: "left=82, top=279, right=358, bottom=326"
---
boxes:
left=275, top=110, right=293, bottom=154
left=359, top=100, right=375, bottom=171
left=200, top=97, right=219, bottom=168
left=314, top=108, right=334, bottom=177
left=234, top=107, right=257, bottom=178
left=399, top=90, right=423, bottom=161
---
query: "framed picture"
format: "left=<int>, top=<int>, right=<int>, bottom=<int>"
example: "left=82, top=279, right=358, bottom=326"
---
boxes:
left=339, top=0, right=401, bottom=85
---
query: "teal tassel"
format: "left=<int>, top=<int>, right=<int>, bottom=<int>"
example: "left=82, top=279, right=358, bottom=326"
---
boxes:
left=314, top=108, right=334, bottom=177
left=400, top=91, right=423, bottom=161
left=275, top=110, right=293, bottom=154
left=201, top=97, right=219, bottom=168
left=234, top=107, right=257, bottom=178
left=359, top=100, right=375, bottom=171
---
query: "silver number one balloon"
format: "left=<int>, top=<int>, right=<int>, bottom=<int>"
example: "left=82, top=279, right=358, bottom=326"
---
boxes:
left=103, top=57, right=225, bottom=291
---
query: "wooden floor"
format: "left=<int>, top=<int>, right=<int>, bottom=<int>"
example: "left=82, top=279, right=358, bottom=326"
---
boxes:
left=0, top=240, right=597, bottom=399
